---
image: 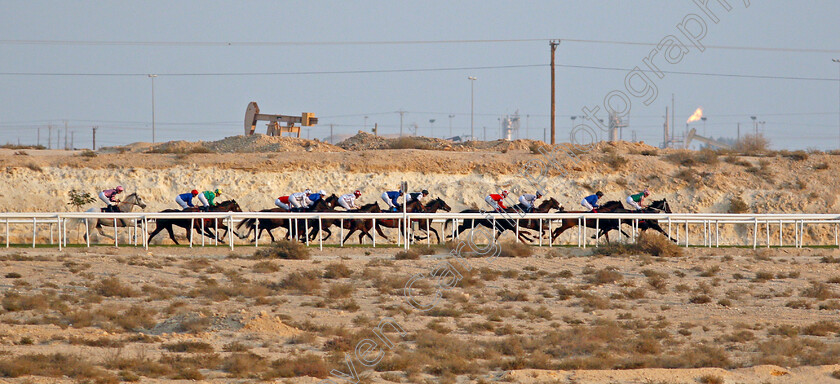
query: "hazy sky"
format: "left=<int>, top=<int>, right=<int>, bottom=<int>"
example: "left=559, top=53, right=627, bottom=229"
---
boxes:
left=1, top=1, right=839, bottom=150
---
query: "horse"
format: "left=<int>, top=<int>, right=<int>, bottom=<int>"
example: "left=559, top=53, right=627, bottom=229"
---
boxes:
left=508, top=198, right=563, bottom=242
left=315, top=202, right=383, bottom=245
left=73, top=192, right=147, bottom=243
left=409, top=197, right=452, bottom=244
left=235, top=195, right=338, bottom=243
left=443, top=198, right=549, bottom=244
left=371, top=199, right=427, bottom=243
left=615, top=199, right=678, bottom=242
left=549, top=201, right=631, bottom=244
left=147, top=200, right=242, bottom=245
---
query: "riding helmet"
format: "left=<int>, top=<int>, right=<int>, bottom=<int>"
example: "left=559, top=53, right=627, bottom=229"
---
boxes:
left=318, top=189, right=326, bottom=196
left=214, top=188, right=222, bottom=196
left=354, top=190, right=361, bottom=197
left=116, top=186, right=124, bottom=192
left=422, top=189, right=429, bottom=195
left=191, top=189, right=198, bottom=195
left=596, top=191, right=604, bottom=197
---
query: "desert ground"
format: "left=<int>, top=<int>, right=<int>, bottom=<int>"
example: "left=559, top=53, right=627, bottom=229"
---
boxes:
left=2, top=134, right=840, bottom=383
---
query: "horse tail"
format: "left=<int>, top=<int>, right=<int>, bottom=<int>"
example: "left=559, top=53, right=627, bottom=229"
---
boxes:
left=236, top=217, right=255, bottom=231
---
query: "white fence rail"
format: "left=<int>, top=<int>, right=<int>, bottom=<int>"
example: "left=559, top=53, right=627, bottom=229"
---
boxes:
left=1, top=212, right=840, bottom=250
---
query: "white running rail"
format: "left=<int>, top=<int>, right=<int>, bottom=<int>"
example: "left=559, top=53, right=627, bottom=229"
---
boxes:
left=1, top=212, right=839, bottom=250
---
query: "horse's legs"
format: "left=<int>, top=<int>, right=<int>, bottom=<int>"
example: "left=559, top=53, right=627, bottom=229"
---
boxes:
left=342, top=228, right=357, bottom=244
left=374, top=223, right=391, bottom=241
left=551, top=222, right=575, bottom=243
left=165, top=225, right=179, bottom=245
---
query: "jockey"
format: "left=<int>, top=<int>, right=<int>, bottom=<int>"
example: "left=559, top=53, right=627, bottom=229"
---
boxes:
left=99, top=186, right=124, bottom=212
left=198, top=188, right=221, bottom=211
left=581, top=191, right=604, bottom=212
left=275, top=195, right=291, bottom=211
left=176, top=190, right=199, bottom=209
left=405, top=190, right=430, bottom=204
left=485, top=190, right=509, bottom=211
left=289, top=191, right=308, bottom=211
left=381, top=190, right=403, bottom=212
left=518, top=191, right=543, bottom=213
left=338, top=190, right=362, bottom=210
left=305, top=189, right=327, bottom=207
left=626, top=189, right=650, bottom=211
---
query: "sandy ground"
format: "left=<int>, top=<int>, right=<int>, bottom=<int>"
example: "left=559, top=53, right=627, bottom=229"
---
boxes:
left=1, top=245, right=840, bottom=383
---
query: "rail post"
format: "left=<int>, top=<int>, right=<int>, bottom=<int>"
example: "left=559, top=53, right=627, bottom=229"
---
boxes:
left=318, top=217, right=323, bottom=250
left=85, top=218, right=90, bottom=247
left=255, top=218, right=260, bottom=247
left=57, top=215, right=62, bottom=251
left=189, top=217, right=194, bottom=248
left=752, top=217, right=758, bottom=249
left=114, top=217, right=118, bottom=248
left=32, top=217, right=36, bottom=248
left=595, top=217, right=599, bottom=247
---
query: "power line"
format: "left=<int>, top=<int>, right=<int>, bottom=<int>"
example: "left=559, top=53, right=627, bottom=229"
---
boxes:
left=0, top=38, right=837, bottom=54
left=0, top=63, right=835, bottom=82
left=0, top=64, right=546, bottom=77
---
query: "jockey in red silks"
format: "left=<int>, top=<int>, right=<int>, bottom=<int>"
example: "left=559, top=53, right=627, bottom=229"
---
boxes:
left=485, top=190, right=509, bottom=211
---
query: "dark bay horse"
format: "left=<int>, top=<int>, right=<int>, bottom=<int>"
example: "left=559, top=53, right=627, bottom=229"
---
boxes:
left=549, top=201, right=630, bottom=244
left=408, top=198, right=452, bottom=244
left=235, top=195, right=338, bottom=243
left=442, top=198, right=560, bottom=244
left=147, top=200, right=242, bottom=245
left=616, top=199, right=678, bottom=242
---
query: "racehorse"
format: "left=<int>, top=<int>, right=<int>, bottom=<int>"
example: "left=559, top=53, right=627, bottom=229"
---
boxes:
left=549, top=201, right=630, bottom=244
left=316, top=202, right=383, bottom=244
left=147, top=200, right=242, bottom=245
left=408, top=197, right=452, bottom=243
left=234, top=194, right=338, bottom=243
left=615, top=199, right=677, bottom=242
left=74, top=193, right=148, bottom=243
left=508, top=198, right=563, bottom=241
left=443, top=199, right=562, bottom=244
left=371, top=199, right=427, bottom=243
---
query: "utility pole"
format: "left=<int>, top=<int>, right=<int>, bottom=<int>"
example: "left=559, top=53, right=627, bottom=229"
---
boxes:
left=398, top=110, right=406, bottom=137
left=70, top=131, right=74, bottom=149
left=737, top=123, right=740, bottom=141
left=550, top=40, right=559, bottom=145
left=373, top=123, right=378, bottom=136
left=671, top=94, right=675, bottom=145
left=37, top=127, right=40, bottom=147
left=468, top=77, right=476, bottom=140
left=483, top=126, right=487, bottom=141
left=64, top=120, right=68, bottom=150
left=47, top=124, right=52, bottom=149
left=92, top=126, right=98, bottom=150
left=448, top=114, right=455, bottom=138
left=329, top=124, right=334, bottom=144
left=149, top=74, right=157, bottom=143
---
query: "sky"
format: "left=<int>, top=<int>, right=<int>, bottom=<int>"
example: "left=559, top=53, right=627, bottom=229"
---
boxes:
left=1, top=1, right=839, bottom=150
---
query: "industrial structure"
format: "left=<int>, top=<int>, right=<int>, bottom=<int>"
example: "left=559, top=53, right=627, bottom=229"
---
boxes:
left=244, top=102, right=317, bottom=137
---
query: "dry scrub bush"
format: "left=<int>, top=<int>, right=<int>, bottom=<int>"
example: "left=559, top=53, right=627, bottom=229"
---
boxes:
left=265, top=353, right=330, bottom=379
left=0, top=353, right=116, bottom=382
left=728, top=196, right=749, bottom=213
left=326, top=283, right=355, bottom=299
left=735, top=133, right=770, bottom=154
left=499, top=242, right=533, bottom=258
left=586, top=268, right=623, bottom=285
left=637, top=232, right=682, bottom=257
left=253, top=240, right=310, bottom=260
left=395, top=249, right=420, bottom=260
left=390, top=137, right=431, bottom=150
left=163, top=341, right=214, bottom=353
left=278, top=270, right=321, bottom=294
left=695, top=148, right=719, bottom=165
left=93, top=277, right=139, bottom=297
left=323, top=262, right=352, bottom=279
left=603, top=153, right=628, bottom=169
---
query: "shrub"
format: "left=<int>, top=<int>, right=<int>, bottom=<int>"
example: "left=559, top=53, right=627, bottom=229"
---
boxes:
left=25, top=162, right=42, bottom=172
left=67, top=189, right=96, bottom=210
left=390, top=137, right=430, bottom=150
left=666, top=151, right=696, bottom=166
left=814, top=162, right=829, bottom=170
left=698, top=374, right=724, bottom=384
left=784, top=150, right=808, bottom=161
left=4, top=272, right=21, bottom=278
left=278, top=271, right=321, bottom=294
left=801, top=320, right=840, bottom=336
left=637, top=232, right=682, bottom=257
left=394, top=250, right=420, bottom=260
left=640, top=149, right=658, bottom=156
left=79, top=149, right=97, bottom=158
left=695, top=148, right=719, bottom=165
left=93, top=277, right=138, bottom=297
left=253, top=240, right=310, bottom=260
left=801, top=281, right=837, bottom=300
left=689, top=295, right=712, bottom=304
left=587, top=268, right=623, bottom=285
left=728, top=196, right=749, bottom=213
left=323, top=263, right=352, bottom=279
left=499, top=242, right=533, bottom=258
left=266, top=353, right=330, bottom=379
left=603, top=153, right=628, bottom=169
left=674, top=168, right=700, bottom=186
left=735, top=133, right=770, bottom=154
left=326, top=283, right=355, bottom=299
left=163, top=341, right=214, bottom=353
